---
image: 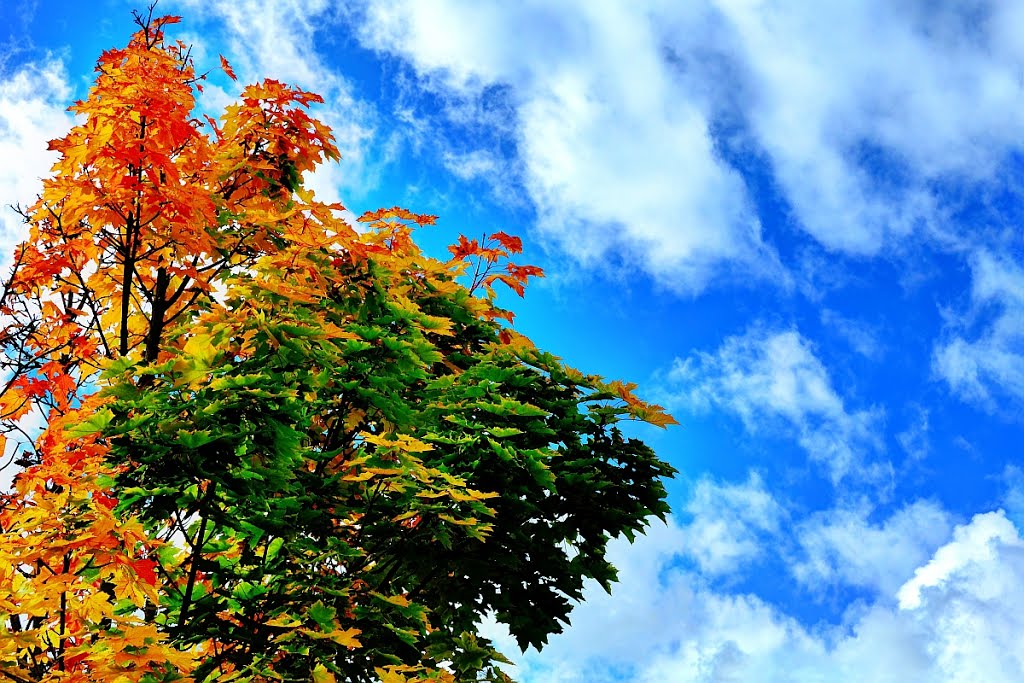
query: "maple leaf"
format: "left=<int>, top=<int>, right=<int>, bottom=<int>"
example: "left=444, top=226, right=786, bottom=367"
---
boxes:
left=312, top=664, right=337, bottom=683
left=219, top=54, right=237, bottom=80
left=131, top=557, right=158, bottom=585
left=448, top=234, right=480, bottom=260
left=489, top=230, right=523, bottom=254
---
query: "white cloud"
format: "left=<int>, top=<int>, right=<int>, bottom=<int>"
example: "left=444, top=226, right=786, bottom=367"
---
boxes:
left=356, top=0, right=782, bottom=293
left=669, top=326, right=884, bottom=483
left=794, top=499, right=953, bottom=597
left=680, top=472, right=785, bottom=576
left=442, top=149, right=501, bottom=181
left=679, top=0, right=1024, bottom=253
left=0, top=58, right=75, bottom=261
left=487, top=510, right=1024, bottom=683
left=350, top=1, right=1024, bottom=289
left=678, top=472, right=953, bottom=595
left=897, top=510, right=1023, bottom=609
left=896, top=404, right=931, bottom=462
left=933, top=250, right=1024, bottom=411
left=1003, top=465, right=1024, bottom=530
left=820, top=309, right=883, bottom=360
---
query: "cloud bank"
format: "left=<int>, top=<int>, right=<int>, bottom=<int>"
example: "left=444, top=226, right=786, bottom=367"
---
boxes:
left=484, top=507, right=1024, bottom=683
left=352, top=0, right=1024, bottom=291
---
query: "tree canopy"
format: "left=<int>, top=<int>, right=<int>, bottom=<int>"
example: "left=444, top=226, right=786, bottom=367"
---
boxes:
left=0, top=11, right=676, bottom=683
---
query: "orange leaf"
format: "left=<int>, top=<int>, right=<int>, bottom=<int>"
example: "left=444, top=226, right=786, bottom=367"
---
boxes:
left=490, top=231, right=522, bottom=254
left=220, top=54, right=237, bottom=81
left=448, top=235, right=480, bottom=260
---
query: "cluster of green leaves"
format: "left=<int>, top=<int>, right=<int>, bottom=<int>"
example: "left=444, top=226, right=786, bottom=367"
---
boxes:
left=96, top=243, right=675, bottom=681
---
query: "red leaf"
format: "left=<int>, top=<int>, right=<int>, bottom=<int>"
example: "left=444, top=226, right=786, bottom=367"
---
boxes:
left=506, top=263, right=544, bottom=279
left=64, top=652, right=88, bottom=671
left=132, top=558, right=158, bottom=586
left=93, top=491, right=118, bottom=511
left=220, top=54, right=237, bottom=81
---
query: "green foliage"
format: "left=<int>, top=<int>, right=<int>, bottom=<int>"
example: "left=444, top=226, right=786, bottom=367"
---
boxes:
left=100, top=245, right=676, bottom=680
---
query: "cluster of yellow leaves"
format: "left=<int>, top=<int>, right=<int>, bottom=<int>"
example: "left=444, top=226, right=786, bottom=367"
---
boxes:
left=0, top=400, right=193, bottom=682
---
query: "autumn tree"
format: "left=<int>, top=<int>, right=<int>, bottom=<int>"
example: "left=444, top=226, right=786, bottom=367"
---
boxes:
left=0, top=10, right=676, bottom=683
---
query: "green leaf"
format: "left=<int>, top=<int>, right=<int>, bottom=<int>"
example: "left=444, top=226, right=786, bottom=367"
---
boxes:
left=307, top=601, right=336, bottom=630
left=177, top=429, right=218, bottom=449
left=231, top=581, right=268, bottom=601
left=66, top=408, right=114, bottom=437
left=265, top=536, right=285, bottom=562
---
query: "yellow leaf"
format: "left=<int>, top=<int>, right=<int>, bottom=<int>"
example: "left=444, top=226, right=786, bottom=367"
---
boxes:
left=265, top=614, right=301, bottom=627
left=312, top=664, right=336, bottom=683
left=327, top=627, right=362, bottom=648
left=183, top=332, right=219, bottom=366
left=298, top=627, right=362, bottom=648
left=375, top=668, right=412, bottom=683
left=438, top=513, right=480, bottom=527
left=362, top=432, right=433, bottom=453
left=341, top=471, right=376, bottom=482
left=375, top=592, right=410, bottom=607
left=447, top=488, right=499, bottom=502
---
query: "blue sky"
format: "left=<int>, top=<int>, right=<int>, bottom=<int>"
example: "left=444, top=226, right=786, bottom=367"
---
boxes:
left=3, top=1, right=1024, bottom=681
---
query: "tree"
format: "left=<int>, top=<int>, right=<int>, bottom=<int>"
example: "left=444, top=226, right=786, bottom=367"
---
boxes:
left=0, top=10, right=676, bottom=683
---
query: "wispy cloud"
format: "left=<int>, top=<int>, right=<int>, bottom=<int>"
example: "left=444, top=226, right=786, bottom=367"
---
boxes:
left=683, top=0, right=1024, bottom=254
left=821, top=309, right=884, bottom=360
left=668, top=326, right=885, bottom=484
left=680, top=472, right=785, bottom=576
left=793, top=499, right=953, bottom=597
left=896, top=404, right=931, bottom=462
left=441, top=149, right=501, bottom=181
left=933, top=250, right=1024, bottom=414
